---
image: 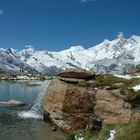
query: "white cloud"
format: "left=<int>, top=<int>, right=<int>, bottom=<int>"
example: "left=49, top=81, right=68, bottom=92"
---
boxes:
left=80, top=0, right=96, bottom=3
left=0, top=9, right=4, bottom=15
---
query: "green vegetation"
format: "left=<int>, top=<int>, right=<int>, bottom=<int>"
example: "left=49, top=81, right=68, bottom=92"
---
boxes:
left=0, top=72, right=12, bottom=79
left=95, top=74, right=127, bottom=86
left=68, top=74, right=140, bottom=140
left=0, top=72, right=46, bottom=81
left=78, top=74, right=140, bottom=107
left=0, top=72, right=27, bottom=80
left=78, top=74, right=140, bottom=95
left=68, top=122, right=140, bottom=140
left=39, top=75, right=46, bottom=81
left=78, top=74, right=129, bottom=88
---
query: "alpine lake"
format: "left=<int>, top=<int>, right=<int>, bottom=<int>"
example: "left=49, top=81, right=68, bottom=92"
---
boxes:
left=0, top=80, right=67, bottom=140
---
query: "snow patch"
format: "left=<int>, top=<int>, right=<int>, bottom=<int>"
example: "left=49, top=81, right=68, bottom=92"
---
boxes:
left=75, top=134, right=84, bottom=140
left=114, top=75, right=140, bottom=80
left=107, top=129, right=116, bottom=140
left=114, top=75, right=132, bottom=79
left=132, top=84, right=140, bottom=91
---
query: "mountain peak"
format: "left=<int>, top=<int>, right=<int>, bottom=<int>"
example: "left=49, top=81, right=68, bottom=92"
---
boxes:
left=117, top=32, right=124, bottom=39
left=129, top=35, right=140, bottom=43
left=0, top=34, right=140, bottom=75
left=19, top=45, right=35, bottom=57
left=69, top=46, right=85, bottom=51
left=4, top=48, right=17, bottom=55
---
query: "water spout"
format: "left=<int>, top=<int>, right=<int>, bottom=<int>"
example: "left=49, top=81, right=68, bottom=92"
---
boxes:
left=18, top=80, right=51, bottom=119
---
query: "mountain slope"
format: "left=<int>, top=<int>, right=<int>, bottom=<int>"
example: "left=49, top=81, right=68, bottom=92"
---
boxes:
left=0, top=34, right=140, bottom=75
left=0, top=48, right=37, bottom=73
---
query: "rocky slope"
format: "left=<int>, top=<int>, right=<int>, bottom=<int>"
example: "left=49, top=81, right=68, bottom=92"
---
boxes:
left=1, top=34, right=140, bottom=74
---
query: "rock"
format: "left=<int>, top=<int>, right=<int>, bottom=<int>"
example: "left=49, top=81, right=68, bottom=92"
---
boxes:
left=43, top=71, right=140, bottom=132
left=59, top=77, right=85, bottom=84
left=44, top=78, right=96, bottom=132
left=94, top=89, right=140, bottom=125
left=43, top=111, right=52, bottom=123
left=51, top=125, right=57, bottom=131
left=112, top=83, right=124, bottom=88
left=130, top=94, right=140, bottom=108
left=57, top=69, right=95, bottom=80
left=0, top=99, right=26, bottom=107
left=86, top=115, right=103, bottom=132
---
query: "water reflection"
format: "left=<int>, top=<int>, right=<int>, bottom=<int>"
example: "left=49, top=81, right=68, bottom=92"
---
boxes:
left=0, top=81, right=42, bottom=107
left=0, top=81, right=67, bottom=140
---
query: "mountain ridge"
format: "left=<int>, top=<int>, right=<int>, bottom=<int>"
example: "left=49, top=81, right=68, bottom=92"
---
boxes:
left=0, top=34, right=140, bottom=75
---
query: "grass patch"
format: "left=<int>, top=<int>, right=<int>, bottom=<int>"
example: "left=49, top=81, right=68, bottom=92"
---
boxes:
left=68, top=122, right=140, bottom=140
left=95, top=75, right=126, bottom=86
left=78, top=74, right=140, bottom=97
left=115, top=122, right=140, bottom=140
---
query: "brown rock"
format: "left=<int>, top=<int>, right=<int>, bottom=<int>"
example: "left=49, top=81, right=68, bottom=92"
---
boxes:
left=43, top=76, right=140, bottom=132
left=56, top=69, right=95, bottom=80
left=44, top=78, right=96, bottom=132
left=94, top=89, right=140, bottom=125
left=59, top=77, right=85, bottom=84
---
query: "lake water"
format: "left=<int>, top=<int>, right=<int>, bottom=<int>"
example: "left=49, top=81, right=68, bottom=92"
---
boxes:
left=0, top=80, right=67, bottom=140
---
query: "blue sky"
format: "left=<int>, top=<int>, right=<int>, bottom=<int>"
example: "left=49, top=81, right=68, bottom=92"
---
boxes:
left=0, top=0, right=140, bottom=51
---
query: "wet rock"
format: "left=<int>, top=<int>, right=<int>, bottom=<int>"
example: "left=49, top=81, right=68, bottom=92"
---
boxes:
left=0, top=99, right=26, bottom=107
left=51, top=125, right=57, bottom=131
left=43, top=111, right=52, bottom=123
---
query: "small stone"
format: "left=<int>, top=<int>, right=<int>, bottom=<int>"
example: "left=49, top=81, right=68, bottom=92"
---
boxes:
left=51, top=126, right=57, bottom=131
left=43, top=111, right=52, bottom=123
left=0, top=99, right=26, bottom=107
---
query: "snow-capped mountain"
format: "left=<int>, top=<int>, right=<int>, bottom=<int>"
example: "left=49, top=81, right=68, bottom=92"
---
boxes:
left=0, top=34, right=140, bottom=75
left=0, top=48, right=37, bottom=73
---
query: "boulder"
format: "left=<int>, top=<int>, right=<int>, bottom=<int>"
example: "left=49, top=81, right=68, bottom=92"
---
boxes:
left=44, top=78, right=96, bottom=132
left=94, top=89, right=140, bottom=125
left=59, top=77, right=85, bottom=84
left=0, top=99, right=26, bottom=107
left=56, top=69, right=95, bottom=80
left=43, top=71, right=140, bottom=132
